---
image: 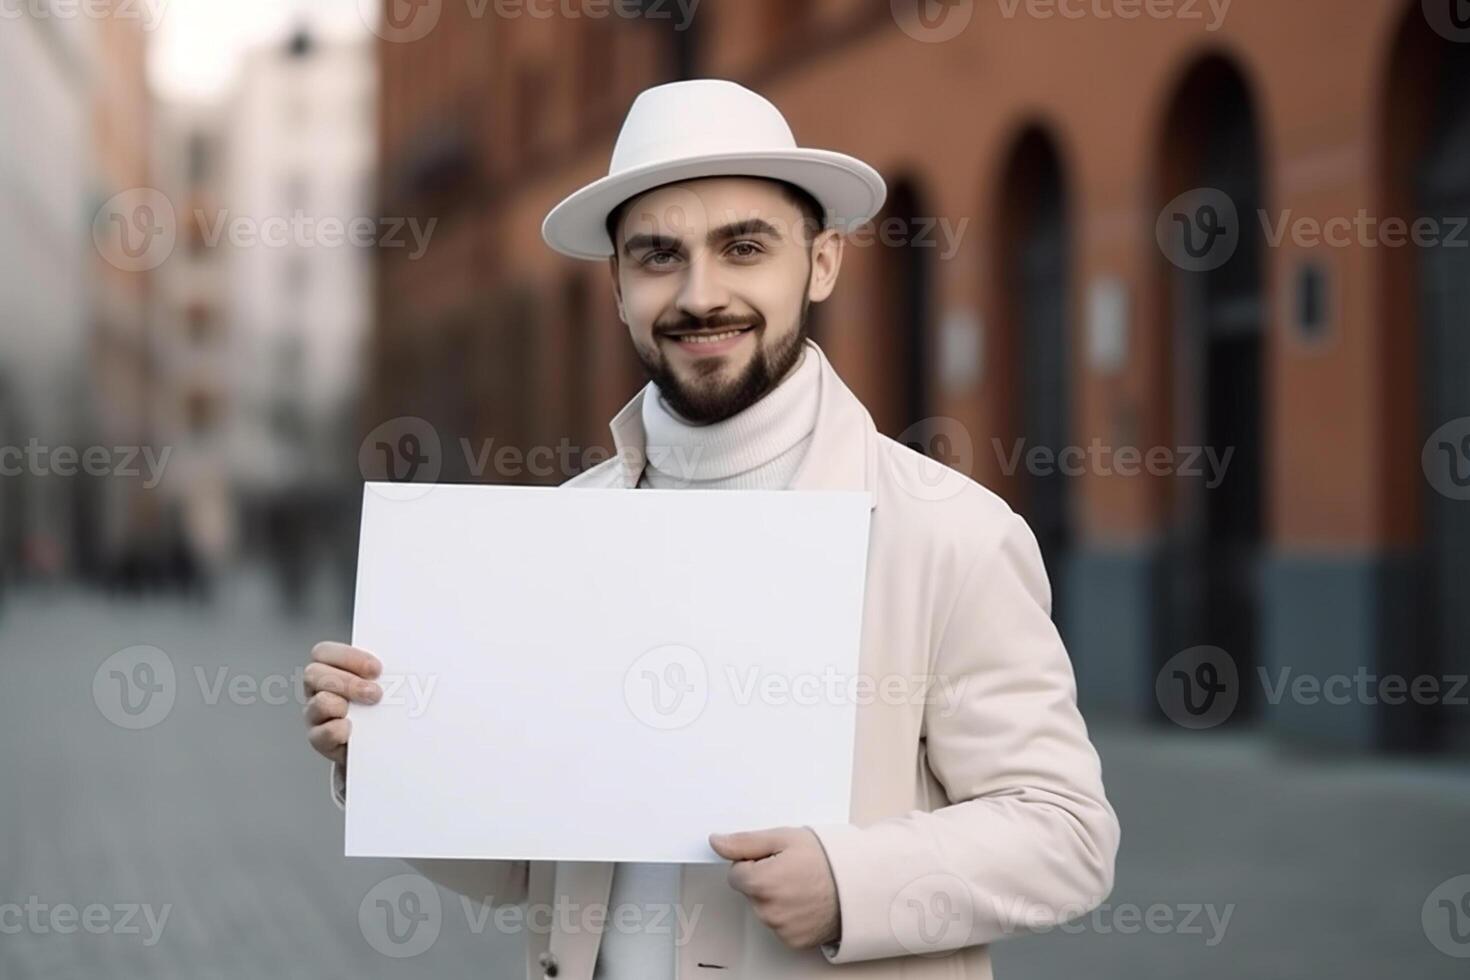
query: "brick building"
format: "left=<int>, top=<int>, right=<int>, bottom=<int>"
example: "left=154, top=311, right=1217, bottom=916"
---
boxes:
left=370, top=0, right=1469, bottom=754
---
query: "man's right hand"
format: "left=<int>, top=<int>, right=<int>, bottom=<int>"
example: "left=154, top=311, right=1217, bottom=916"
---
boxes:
left=303, top=641, right=383, bottom=766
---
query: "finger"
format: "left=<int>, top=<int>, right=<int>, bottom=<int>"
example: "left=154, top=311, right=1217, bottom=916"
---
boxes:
left=726, top=861, right=771, bottom=901
left=710, top=828, right=791, bottom=862
left=304, top=663, right=382, bottom=704
left=304, top=690, right=349, bottom=726
left=308, top=718, right=351, bottom=762
left=311, top=641, right=382, bottom=678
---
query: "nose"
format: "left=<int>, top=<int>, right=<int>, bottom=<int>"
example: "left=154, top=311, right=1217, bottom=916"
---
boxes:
left=675, top=251, right=731, bottom=321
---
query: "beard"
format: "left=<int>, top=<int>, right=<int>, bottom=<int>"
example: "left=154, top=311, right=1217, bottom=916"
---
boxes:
left=636, top=290, right=812, bottom=426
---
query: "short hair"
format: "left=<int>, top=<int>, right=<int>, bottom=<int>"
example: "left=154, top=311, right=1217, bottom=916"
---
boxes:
left=605, top=177, right=825, bottom=257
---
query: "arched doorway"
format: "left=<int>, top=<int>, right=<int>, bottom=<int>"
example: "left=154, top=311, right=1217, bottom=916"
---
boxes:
left=1418, top=29, right=1470, bottom=754
left=872, top=177, right=933, bottom=440
left=1386, top=4, right=1470, bottom=753
left=994, top=128, right=1073, bottom=617
left=1157, top=56, right=1267, bottom=720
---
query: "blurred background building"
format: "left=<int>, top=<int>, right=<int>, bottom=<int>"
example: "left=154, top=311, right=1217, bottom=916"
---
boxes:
left=0, top=2, right=122, bottom=585
left=220, top=26, right=375, bottom=610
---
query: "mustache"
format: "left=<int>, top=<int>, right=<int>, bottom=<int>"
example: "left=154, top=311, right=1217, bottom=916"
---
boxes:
left=654, top=313, right=763, bottom=336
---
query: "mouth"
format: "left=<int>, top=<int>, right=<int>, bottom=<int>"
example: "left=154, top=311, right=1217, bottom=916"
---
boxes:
left=661, top=323, right=759, bottom=355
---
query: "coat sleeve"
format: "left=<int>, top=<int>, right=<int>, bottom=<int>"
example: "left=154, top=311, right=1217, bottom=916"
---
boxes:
left=805, top=512, right=1120, bottom=964
left=328, top=760, right=532, bottom=908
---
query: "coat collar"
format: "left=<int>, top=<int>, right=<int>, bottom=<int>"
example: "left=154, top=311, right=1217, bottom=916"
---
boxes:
left=605, top=338, right=880, bottom=509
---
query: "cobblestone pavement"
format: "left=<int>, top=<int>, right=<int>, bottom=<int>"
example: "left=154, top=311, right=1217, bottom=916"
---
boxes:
left=2, top=583, right=1466, bottom=978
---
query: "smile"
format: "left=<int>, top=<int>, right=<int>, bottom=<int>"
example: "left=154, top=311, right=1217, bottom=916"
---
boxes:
left=664, top=324, right=758, bottom=354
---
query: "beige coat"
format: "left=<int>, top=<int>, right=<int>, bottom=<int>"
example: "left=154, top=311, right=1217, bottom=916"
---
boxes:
left=334, top=339, right=1119, bottom=979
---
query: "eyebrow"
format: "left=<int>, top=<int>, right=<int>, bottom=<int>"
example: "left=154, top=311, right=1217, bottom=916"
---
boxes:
left=621, top=218, right=786, bottom=257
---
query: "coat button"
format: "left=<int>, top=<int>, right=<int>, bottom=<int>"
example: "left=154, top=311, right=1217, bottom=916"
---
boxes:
left=537, top=951, right=559, bottom=977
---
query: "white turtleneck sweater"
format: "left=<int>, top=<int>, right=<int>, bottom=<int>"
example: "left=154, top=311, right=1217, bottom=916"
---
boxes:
left=593, top=342, right=822, bottom=980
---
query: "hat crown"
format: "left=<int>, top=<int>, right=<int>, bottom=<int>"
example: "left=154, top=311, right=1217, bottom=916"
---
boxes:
left=609, top=79, right=797, bottom=175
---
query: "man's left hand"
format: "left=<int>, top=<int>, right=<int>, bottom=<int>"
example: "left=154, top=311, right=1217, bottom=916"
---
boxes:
left=709, top=826, right=841, bottom=950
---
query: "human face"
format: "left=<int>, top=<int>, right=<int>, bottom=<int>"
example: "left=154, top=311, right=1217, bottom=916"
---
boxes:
left=609, top=177, right=843, bottom=423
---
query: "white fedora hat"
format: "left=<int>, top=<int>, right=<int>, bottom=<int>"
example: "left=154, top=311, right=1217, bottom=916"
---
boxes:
left=541, top=78, right=887, bottom=260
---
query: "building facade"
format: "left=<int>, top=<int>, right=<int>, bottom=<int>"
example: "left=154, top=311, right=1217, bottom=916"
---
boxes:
left=371, top=0, right=1470, bottom=754
left=0, top=1, right=152, bottom=584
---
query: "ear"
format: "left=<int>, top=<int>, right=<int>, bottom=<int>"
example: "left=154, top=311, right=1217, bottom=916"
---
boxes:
left=807, top=229, right=844, bottom=304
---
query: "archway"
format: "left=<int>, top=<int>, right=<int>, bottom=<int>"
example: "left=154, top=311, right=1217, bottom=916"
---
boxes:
left=994, top=127, right=1074, bottom=615
left=871, top=177, right=933, bottom=440
left=1384, top=3, right=1470, bottom=752
left=1157, top=55, right=1267, bottom=720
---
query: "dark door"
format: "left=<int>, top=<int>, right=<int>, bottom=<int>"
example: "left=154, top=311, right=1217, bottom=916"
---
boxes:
left=1165, top=66, right=1265, bottom=720
left=1014, top=144, right=1072, bottom=617
left=1418, top=42, right=1470, bottom=753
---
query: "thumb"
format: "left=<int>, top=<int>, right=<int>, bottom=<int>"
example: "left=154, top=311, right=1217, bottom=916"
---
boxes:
left=709, top=827, right=789, bottom=862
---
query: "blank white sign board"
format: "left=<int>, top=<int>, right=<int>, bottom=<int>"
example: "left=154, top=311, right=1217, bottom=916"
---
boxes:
left=345, top=482, right=872, bottom=863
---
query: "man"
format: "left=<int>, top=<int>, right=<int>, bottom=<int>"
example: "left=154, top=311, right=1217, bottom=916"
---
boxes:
left=304, top=78, right=1118, bottom=979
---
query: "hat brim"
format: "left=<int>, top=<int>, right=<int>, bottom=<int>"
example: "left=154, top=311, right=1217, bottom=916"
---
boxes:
left=541, top=148, right=887, bottom=260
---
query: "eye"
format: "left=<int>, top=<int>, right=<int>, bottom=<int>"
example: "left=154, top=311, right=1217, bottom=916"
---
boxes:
left=642, top=250, right=679, bottom=268
left=727, top=241, right=763, bottom=259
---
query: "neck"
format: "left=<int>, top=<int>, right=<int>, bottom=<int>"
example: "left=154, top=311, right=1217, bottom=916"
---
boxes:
left=639, top=341, right=821, bottom=490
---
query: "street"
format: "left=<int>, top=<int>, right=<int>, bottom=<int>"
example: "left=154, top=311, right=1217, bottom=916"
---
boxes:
left=0, top=583, right=1465, bottom=978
